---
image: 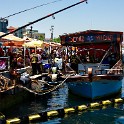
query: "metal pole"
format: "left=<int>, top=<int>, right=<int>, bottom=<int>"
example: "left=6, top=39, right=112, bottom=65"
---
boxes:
left=50, top=25, right=54, bottom=54
left=0, top=0, right=87, bottom=38
left=30, top=26, right=33, bottom=38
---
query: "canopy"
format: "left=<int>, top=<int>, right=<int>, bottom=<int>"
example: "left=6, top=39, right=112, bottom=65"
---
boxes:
left=23, top=36, right=32, bottom=42
left=2, top=41, right=24, bottom=47
left=43, top=41, right=61, bottom=47
left=0, top=32, right=24, bottom=47
left=23, top=39, right=44, bottom=48
left=0, top=32, right=24, bottom=42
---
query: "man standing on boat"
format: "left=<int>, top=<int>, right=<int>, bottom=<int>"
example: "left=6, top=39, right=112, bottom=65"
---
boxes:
left=70, top=52, right=79, bottom=73
left=37, top=52, right=42, bottom=74
left=30, top=51, right=38, bottom=75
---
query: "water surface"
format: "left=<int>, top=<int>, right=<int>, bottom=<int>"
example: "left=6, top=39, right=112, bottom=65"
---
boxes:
left=3, top=78, right=124, bottom=124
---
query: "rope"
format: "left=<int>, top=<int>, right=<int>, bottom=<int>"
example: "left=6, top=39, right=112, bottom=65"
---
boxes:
left=64, top=61, right=77, bottom=74
left=17, top=75, right=70, bottom=95
left=98, top=46, right=112, bottom=68
left=0, top=74, right=10, bottom=90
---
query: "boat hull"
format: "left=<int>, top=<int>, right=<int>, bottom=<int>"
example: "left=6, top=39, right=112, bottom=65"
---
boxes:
left=67, top=79, right=122, bottom=100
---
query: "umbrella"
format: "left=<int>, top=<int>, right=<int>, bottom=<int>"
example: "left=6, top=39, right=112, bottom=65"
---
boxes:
left=23, top=39, right=44, bottom=54
left=2, top=41, right=24, bottom=47
left=23, top=36, right=32, bottom=42
left=0, top=32, right=24, bottom=42
left=0, top=32, right=24, bottom=47
left=23, top=39, right=44, bottom=48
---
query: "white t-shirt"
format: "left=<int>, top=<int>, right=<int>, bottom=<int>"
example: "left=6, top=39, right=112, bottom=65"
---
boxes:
left=37, top=54, right=42, bottom=63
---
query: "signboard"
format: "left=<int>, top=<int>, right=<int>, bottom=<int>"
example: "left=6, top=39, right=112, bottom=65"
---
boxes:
left=60, top=30, right=123, bottom=45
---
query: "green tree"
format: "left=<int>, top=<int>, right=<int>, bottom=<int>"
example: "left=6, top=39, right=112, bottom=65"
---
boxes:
left=38, top=34, right=45, bottom=41
left=53, top=37, right=61, bottom=43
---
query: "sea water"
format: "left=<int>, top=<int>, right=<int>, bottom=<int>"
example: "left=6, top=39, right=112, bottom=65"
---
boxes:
left=3, top=78, right=124, bottom=124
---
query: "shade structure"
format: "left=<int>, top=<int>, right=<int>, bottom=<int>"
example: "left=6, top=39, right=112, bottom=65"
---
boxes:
left=23, top=39, right=44, bottom=48
left=23, top=36, right=32, bottom=42
left=0, top=32, right=24, bottom=42
left=2, top=41, right=24, bottom=47
left=0, top=32, right=24, bottom=47
left=43, top=41, right=61, bottom=47
left=23, top=39, right=44, bottom=55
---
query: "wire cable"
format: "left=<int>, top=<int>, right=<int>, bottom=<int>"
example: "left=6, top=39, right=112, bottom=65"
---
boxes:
left=3, top=0, right=63, bottom=19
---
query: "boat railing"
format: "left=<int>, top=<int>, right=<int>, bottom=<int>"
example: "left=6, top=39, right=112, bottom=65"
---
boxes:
left=95, top=68, right=123, bottom=75
left=65, top=61, right=123, bottom=76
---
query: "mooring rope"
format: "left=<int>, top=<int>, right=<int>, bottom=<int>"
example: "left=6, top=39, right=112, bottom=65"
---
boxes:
left=17, top=75, right=70, bottom=95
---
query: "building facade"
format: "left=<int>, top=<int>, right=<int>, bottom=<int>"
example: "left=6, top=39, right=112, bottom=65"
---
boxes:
left=0, top=18, right=8, bottom=33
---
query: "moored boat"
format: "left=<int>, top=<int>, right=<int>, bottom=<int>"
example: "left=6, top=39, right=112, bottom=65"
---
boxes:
left=60, top=30, right=124, bottom=100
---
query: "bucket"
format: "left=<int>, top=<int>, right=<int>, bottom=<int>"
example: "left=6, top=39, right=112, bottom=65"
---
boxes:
left=51, top=74, right=57, bottom=81
left=52, top=67, right=57, bottom=74
left=44, top=64, right=51, bottom=69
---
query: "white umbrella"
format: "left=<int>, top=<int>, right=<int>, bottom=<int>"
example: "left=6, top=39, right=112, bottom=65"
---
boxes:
left=23, top=39, right=44, bottom=54
left=23, top=39, right=44, bottom=47
left=0, top=32, right=24, bottom=42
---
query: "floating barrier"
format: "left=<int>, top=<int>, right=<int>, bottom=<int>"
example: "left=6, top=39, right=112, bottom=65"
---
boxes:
left=102, top=100, right=112, bottom=105
left=114, top=98, right=123, bottom=103
left=47, top=110, right=59, bottom=117
left=77, top=105, right=88, bottom=111
left=6, top=118, right=21, bottom=124
left=64, top=108, right=75, bottom=114
left=29, top=114, right=41, bottom=122
left=3, top=97, right=124, bottom=124
left=89, top=102, right=100, bottom=108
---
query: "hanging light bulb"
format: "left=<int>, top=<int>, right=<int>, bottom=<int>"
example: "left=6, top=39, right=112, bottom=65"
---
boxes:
left=52, top=15, right=55, bottom=19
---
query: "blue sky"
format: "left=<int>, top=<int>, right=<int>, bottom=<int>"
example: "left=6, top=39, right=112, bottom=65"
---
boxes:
left=1, top=0, right=124, bottom=38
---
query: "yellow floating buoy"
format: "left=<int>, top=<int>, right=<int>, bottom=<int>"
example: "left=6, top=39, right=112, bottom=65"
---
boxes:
left=64, top=108, right=75, bottom=114
left=114, top=98, right=123, bottom=103
left=78, top=105, right=88, bottom=111
left=6, top=118, right=21, bottom=124
left=47, top=110, right=59, bottom=117
left=29, top=114, right=41, bottom=121
left=102, top=100, right=112, bottom=105
left=90, top=102, right=100, bottom=108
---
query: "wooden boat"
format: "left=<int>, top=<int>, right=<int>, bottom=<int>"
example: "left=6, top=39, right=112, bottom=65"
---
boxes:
left=0, top=67, right=32, bottom=112
left=60, top=30, right=124, bottom=100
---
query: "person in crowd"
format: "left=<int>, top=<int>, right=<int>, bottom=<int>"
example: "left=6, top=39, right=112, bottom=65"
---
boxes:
left=37, top=52, right=42, bottom=74
left=0, top=48, right=4, bottom=56
left=11, top=53, right=17, bottom=69
left=25, top=55, right=30, bottom=66
left=70, top=52, right=79, bottom=73
left=17, top=54, right=24, bottom=68
left=30, top=51, right=38, bottom=75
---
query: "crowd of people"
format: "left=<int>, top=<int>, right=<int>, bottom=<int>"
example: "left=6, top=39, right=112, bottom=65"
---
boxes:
left=0, top=46, right=63, bottom=75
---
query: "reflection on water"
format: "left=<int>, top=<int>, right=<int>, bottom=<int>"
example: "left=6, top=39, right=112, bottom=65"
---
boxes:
left=3, top=78, right=124, bottom=124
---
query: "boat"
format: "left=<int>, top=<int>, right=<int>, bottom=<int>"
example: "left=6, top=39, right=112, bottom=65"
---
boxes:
left=0, top=66, right=33, bottom=112
left=60, top=30, right=124, bottom=100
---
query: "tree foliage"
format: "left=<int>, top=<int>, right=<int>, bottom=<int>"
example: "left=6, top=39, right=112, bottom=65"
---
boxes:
left=38, top=34, right=45, bottom=41
left=53, top=37, right=61, bottom=43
